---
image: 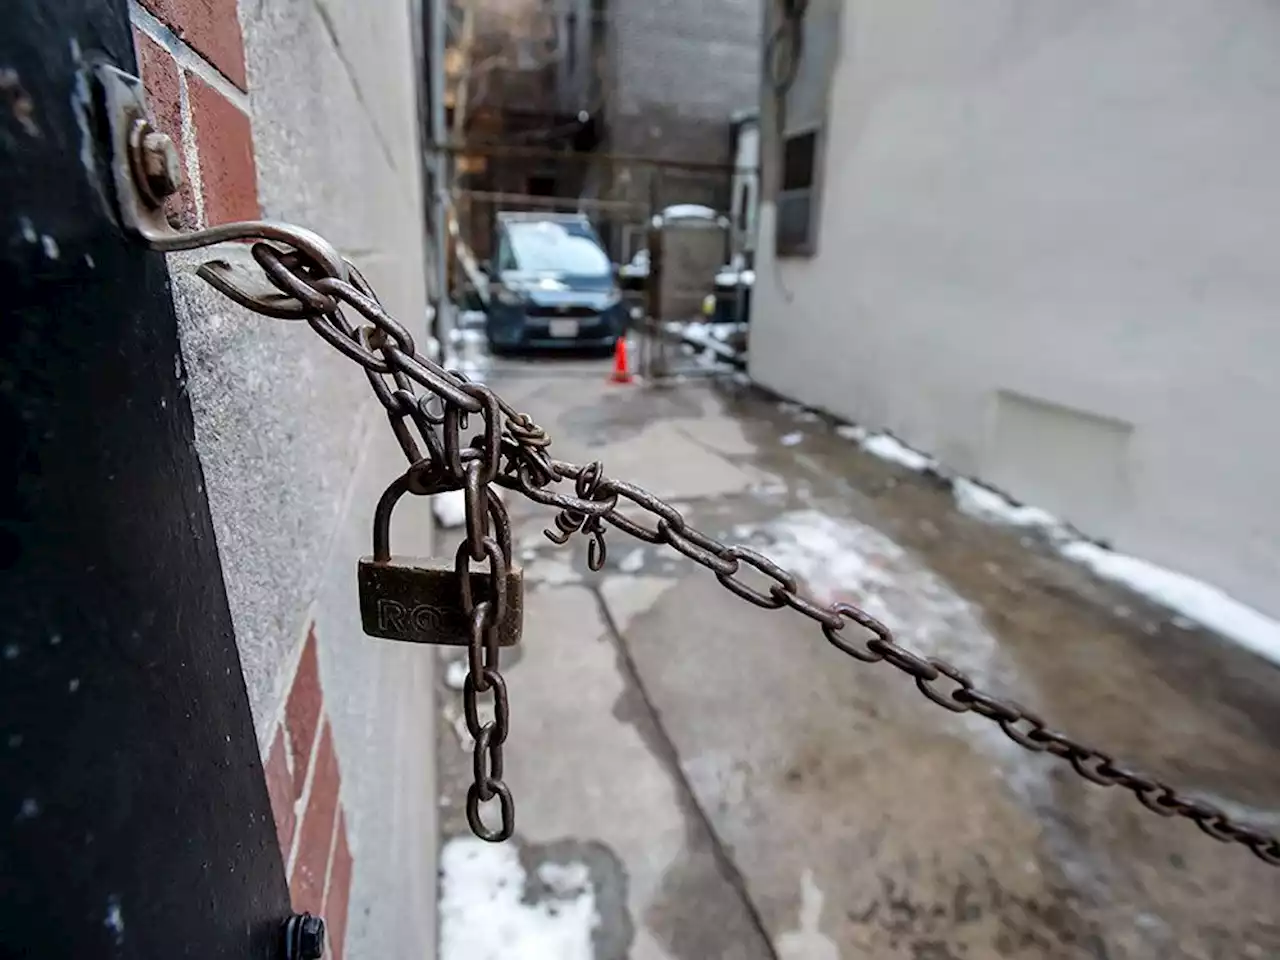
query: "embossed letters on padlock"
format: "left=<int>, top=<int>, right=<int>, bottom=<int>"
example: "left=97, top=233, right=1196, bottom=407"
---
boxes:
left=358, top=474, right=522, bottom=647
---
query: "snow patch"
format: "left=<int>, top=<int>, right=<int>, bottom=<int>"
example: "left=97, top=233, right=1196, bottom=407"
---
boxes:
left=949, top=482, right=1280, bottom=666
left=661, top=203, right=717, bottom=221
left=780, top=432, right=804, bottom=447
left=433, top=489, right=466, bottom=529
left=738, top=510, right=1051, bottom=806
left=832, top=422, right=936, bottom=472
left=440, top=837, right=598, bottom=960
left=1062, top=541, right=1280, bottom=666
left=444, top=659, right=468, bottom=691
left=618, top=548, right=645, bottom=574
left=859, top=433, right=936, bottom=472
left=446, top=325, right=491, bottom=381
left=777, top=870, right=838, bottom=960
left=822, top=411, right=1280, bottom=666
left=953, top=479, right=1061, bottom=530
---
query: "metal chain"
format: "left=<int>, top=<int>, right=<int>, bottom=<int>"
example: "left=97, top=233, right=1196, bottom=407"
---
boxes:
left=513, top=462, right=1280, bottom=867
left=187, top=228, right=1279, bottom=866
left=457, top=459, right=515, bottom=842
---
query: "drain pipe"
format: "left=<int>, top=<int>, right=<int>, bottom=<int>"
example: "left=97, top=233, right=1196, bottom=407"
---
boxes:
left=428, top=0, right=452, bottom=353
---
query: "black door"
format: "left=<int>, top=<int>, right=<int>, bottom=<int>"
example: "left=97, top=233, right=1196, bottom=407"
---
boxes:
left=0, top=1, right=291, bottom=957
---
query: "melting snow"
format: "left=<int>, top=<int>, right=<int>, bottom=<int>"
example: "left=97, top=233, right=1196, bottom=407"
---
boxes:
left=952, top=478, right=1061, bottom=530
left=440, top=838, right=598, bottom=960
left=833, top=421, right=934, bottom=471
left=618, top=548, right=645, bottom=574
left=777, top=870, right=838, bottom=960
left=446, top=326, right=491, bottom=381
left=858, top=433, right=936, bottom=472
left=433, top=489, right=466, bottom=529
left=1061, top=542, right=1280, bottom=666
left=740, top=510, right=1050, bottom=804
left=951, top=481, right=1280, bottom=665
left=444, top=659, right=468, bottom=691
left=826, top=414, right=1280, bottom=664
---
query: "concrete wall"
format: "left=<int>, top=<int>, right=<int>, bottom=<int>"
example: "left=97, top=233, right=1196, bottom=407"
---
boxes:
left=131, top=0, right=436, bottom=957
left=608, top=0, right=761, bottom=164
left=751, top=0, right=1280, bottom=619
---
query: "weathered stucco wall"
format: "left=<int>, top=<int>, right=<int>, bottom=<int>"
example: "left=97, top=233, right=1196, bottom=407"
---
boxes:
left=751, top=0, right=1280, bottom=620
left=134, top=0, right=436, bottom=956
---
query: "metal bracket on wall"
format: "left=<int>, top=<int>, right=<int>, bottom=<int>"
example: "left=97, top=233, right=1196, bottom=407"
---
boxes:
left=94, top=61, right=335, bottom=957
left=93, top=62, right=348, bottom=316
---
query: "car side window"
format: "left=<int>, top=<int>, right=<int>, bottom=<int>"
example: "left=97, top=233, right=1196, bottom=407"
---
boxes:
left=496, top=232, right=517, bottom=272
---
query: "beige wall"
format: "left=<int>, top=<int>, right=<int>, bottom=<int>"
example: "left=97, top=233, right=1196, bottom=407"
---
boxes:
left=752, top=0, right=1280, bottom=619
left=138, top=0, right=436, bottom=955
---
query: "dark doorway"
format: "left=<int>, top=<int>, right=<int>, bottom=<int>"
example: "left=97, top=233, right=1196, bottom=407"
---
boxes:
left=0, top=1, right=291, bottom=957
left=527, top=174, right=557, bottom=197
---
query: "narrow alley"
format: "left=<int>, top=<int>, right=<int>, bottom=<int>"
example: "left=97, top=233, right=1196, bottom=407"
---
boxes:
left=433, top=350, right=1280, bottom=960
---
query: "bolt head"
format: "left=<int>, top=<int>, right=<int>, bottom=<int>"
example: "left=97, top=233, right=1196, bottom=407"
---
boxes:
left=140, top=129, right=184, bottom=197
left=298, top=915, right=326, bottom=959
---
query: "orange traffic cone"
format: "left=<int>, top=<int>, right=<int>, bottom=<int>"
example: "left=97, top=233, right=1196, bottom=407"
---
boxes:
left=610, top=335, right=633, bottom=384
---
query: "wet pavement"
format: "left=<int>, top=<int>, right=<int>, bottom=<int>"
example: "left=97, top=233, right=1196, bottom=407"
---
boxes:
left=435, top=349, right=1280, bottom=960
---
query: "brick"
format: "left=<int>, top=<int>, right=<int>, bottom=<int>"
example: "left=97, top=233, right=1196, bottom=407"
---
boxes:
left=132, top=28, right=198, bottom=228
left=139, top=0, right=248, bottom=91
left=263, top=727, right=296, bottom=859
left=290, top=723, right=340, bottom=913
left=283, top=628, right=322, bottom=800
left=322, top=811, right=353, bottom=960
left=186, top=72, right=260, bottom=225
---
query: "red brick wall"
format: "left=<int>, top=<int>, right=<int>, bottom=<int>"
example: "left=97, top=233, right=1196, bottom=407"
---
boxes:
left=130, top=6, right=351, bottom=956
left=263, top=629, right=354, bottom=960
left=131, top=2, right=260, bottom=229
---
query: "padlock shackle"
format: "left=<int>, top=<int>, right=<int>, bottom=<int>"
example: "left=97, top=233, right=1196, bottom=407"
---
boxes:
left=372, top=472, right=413, bottom=562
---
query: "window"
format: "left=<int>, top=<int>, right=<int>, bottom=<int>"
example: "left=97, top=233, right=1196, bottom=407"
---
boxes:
left=776, top=129, right=819, bottom=257
left=527, top=175, right=556, bottom=197
left=502, top=220, right=612, bottom=277
left=496, top=233, right=518, bottom=272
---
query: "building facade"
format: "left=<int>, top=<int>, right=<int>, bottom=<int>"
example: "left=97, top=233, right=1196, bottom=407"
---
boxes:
left=600, top=0, right=763, bottom=240
left=130, top=0, right=437, bottom=956
left=751, top=0, right=1280, bottom=620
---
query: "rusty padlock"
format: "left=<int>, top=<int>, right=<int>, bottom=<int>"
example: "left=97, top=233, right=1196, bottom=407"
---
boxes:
left=357, top=472, right=523, bottom=647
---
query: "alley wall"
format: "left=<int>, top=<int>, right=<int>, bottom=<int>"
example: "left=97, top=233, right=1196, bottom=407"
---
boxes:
left=751, top=0, right=1280, bottom=621
left=129, top=0, right=436, bottom=956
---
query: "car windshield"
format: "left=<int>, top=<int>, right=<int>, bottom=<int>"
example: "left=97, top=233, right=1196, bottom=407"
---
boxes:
left=503, top=220, right=611, bottom=278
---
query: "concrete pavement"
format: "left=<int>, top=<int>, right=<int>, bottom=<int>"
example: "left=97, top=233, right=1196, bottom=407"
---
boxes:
left=434, top=353, right=1280, bottom=960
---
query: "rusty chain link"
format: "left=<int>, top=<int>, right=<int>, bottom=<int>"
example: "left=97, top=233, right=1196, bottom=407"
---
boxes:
left=456, top=457, right=515, bottom=842
left=183, top=227, right=1280, bottom=866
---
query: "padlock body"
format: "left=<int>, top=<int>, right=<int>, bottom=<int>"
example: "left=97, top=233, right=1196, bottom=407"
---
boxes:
left=358, top=556, right=523, bottom=646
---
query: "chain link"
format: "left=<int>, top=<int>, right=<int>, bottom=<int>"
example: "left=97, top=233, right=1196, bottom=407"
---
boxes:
left=190, top=228, right=1280, bottom=866
left=455, top=455, right=516, bottom=842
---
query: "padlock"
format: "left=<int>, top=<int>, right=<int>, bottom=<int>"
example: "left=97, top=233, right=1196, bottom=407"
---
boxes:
left=358, top=473, right=523, bottom=647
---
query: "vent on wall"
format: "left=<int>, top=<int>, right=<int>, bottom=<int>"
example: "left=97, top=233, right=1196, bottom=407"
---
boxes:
left=776, top=129, right=819, bottom=256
